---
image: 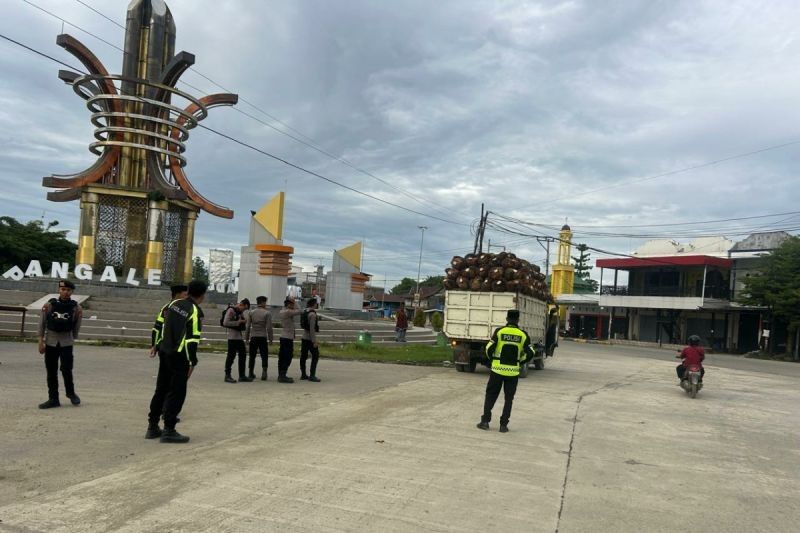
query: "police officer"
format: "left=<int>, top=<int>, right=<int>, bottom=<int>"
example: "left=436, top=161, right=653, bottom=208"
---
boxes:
left=245, top=295, right=274, bottom=380
left=277, top=297, right=303, bottom=383
left=37, top=279, right=83, bottom=409
left=300, top=298, right=321, bottom=382
left=145, top=280, right=206, bottom=443
left=146, top=284, right=188, bottom=430
left=476, top=309, right=534, bottom=433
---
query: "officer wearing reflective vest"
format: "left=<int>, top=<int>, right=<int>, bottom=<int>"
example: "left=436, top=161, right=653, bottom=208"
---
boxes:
left=146, top=284, right=188, bottom=429
left=145, top=280, right=206, bottom=443
left=477, top=309, right=535, bottom=433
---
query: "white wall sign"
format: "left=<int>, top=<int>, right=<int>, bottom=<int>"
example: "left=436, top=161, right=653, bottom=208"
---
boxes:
left=2, top=260, right=162, bottom=287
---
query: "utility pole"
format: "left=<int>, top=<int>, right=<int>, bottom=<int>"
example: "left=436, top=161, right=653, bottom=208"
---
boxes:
left=415, top=226, right=428, bottom=307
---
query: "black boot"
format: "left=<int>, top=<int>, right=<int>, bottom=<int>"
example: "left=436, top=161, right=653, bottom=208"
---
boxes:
left=261, top=369, right=268, bottom=381
left=239, top=375, right=254, bottom=382
left=499, top=425, right=509, bottom=433
left=277, top=375, right=294, bottom=383
left=476, top=421, right=489, bottom=430
left=160, top=428, right=190, bottom=443
left=38, top=399, right=60, bottom=409
left=224, top=374, right=237, bottom=383
left=309, top=376, right=321, bottom=382
left=145, top=423, right=162, bottom=439
left=248, top=371, right=256, bottom=380
left=67, top=393, right=81, bottom=405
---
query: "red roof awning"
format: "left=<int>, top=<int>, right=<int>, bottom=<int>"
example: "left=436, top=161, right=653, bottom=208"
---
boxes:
left=596, top=255, right=733, bottom=269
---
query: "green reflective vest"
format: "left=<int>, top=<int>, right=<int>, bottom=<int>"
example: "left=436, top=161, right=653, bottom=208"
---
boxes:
left=485, top=325, right=531, bottom=377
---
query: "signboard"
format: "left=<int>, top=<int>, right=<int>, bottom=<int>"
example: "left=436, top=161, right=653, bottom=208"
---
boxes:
left=3, top=260, right=161, bottom=286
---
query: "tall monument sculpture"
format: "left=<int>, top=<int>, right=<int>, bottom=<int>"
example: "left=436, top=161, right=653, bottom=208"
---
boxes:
left=43, top=0, right=238, bottom=282
left=550, top=223, right=575, bottom=321
left=238, top=193, right=294, bottom=305
left=326, top=241, right=370, bottom=310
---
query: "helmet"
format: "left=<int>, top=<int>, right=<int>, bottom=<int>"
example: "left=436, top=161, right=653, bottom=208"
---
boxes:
left=688, top=335, right=701, bottom=346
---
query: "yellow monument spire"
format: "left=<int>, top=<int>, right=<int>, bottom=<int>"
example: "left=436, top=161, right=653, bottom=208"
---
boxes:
left=337, top=241, right=362, bottom=270
left=253, top=192, right=285, bottom=240
left=550, top=222, right=575, bottom=300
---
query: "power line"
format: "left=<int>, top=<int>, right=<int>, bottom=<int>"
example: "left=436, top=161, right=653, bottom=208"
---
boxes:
left=0, top=30, right=470, bottom=227
left=65, top=0, right=472, bottom=222
left=545, top=140, right=800, bottom=206
left=511, top=210, right=800, bottom=230
left=493, top=212, right=800, bottom=239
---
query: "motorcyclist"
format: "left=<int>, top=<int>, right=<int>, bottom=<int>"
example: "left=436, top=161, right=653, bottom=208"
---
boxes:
left=676, top=334, right=705, bottom=384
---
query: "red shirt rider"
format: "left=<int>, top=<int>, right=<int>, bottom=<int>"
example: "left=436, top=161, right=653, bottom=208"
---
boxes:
left=679, top=345, right=705, bottom=369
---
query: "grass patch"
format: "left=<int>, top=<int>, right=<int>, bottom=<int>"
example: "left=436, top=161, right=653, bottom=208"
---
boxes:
left=0, top=336, right=452, bottom=366
left=744, top=351, right=799, bottom=362
left=320, top=342, right=451, bottom=365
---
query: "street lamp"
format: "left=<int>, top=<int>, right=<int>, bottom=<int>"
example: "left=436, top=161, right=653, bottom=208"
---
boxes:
left=415, top=226, right=428, bottom=305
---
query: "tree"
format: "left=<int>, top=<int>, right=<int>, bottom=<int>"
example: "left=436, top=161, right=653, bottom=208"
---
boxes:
left=739, top=236, right=800, bottom=356
left=572, top=244, right=593, bottom=279
left=191, top=256, right=209, bottom=282
left=0, top=216, right=77, bottom=271
left=390, top=275, right=444, bottom=295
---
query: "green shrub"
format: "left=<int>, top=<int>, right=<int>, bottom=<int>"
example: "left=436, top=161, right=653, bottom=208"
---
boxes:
left=413, top=309, right=426, bottom=327
left=430, top=311, right=443, bottom=331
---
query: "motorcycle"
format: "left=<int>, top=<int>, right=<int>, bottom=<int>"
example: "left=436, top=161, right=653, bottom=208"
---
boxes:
left=677, top=359, right=703, bottom=398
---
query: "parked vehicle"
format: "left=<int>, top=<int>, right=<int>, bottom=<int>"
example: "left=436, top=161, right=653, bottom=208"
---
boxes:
left=443, top=290, right=551, bottom=377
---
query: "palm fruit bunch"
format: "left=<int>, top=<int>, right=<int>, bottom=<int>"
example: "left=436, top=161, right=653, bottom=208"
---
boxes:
left=443, top=251, right=554, bottom=303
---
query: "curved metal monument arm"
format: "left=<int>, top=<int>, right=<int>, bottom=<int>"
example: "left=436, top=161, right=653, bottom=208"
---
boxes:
left=46, top=188, right=83, bottom=202
left=168, top=93, right=239, bottom=219
left=43, top=35, right=123, bottom=191
left=56, top=35, right=120, bottom=107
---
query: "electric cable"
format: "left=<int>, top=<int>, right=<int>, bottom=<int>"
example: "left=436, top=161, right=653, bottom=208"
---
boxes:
left=0, top=30, right=470, bottom=227
left=63, top=0, right=473, bottom=222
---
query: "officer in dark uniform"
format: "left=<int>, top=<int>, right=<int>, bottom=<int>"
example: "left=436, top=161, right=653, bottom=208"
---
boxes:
left=145, top=280, right=206, bottom=443
left=37, top=279, right=83, bottom=409
left=147, top=284, right=188, bottom=427
left=477, top=309, right=535, bottom=433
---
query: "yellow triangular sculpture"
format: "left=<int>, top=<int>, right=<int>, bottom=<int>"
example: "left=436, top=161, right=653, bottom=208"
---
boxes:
left=337, top=241, right=362, bottom=270
left=254, top=192, right=285, bottom=240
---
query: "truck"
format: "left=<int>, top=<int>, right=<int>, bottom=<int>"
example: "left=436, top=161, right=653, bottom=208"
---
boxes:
left=443, top=290, right=551, bottom=377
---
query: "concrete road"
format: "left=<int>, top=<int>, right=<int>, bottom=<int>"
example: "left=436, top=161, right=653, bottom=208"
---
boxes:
left=0, top=341, right=797, bottom=532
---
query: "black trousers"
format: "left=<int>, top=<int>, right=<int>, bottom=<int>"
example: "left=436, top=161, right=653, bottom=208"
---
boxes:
left=225, top=339, right=247, bottom=378
left=249, top=337, right=269, bottom=372
left=278, top=338, right=294, bottom=377
left=148, top=351, right=172, bottom=425
left=676, top=365, right=705, bottom=381
left=44, top=344, right=75, bottom=400
left=151, top=351, right=189, bottom=429
left=300, top=339, right=320, bottom=377
left=481, top=371, right=518, bottom=426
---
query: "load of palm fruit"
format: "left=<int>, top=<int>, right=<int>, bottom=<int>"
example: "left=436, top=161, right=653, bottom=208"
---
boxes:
left=443, top=251, right=554, bottom=303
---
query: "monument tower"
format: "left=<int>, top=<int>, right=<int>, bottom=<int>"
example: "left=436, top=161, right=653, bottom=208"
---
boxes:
left=43, top=0, right=238, bottom=282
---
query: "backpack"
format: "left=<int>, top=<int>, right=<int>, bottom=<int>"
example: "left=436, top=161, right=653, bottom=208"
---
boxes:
left=301, top=309, right=319, bottom=332
left=220, top=305, right=246, bottom=331
left=46, top=298, right=77, bottom=333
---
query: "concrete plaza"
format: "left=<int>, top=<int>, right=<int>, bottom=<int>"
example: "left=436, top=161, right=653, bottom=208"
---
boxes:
left=0, top=340, right=797, bottom=532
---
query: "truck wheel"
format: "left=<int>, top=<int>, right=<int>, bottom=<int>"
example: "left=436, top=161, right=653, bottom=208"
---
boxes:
left=467, top=361, right=477, bottom=373
left=519, top=363, right=529, bottom=378
left=533, top=358, right=545, bottom=370
left=455, top=364, right=465, bottom=372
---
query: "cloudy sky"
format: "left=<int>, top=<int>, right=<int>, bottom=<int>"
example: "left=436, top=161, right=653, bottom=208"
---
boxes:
left=1, top=0, right=799, bottom=288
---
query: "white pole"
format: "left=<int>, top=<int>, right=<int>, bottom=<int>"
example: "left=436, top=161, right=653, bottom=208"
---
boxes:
left=415, top=226, right=427, bottom=299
